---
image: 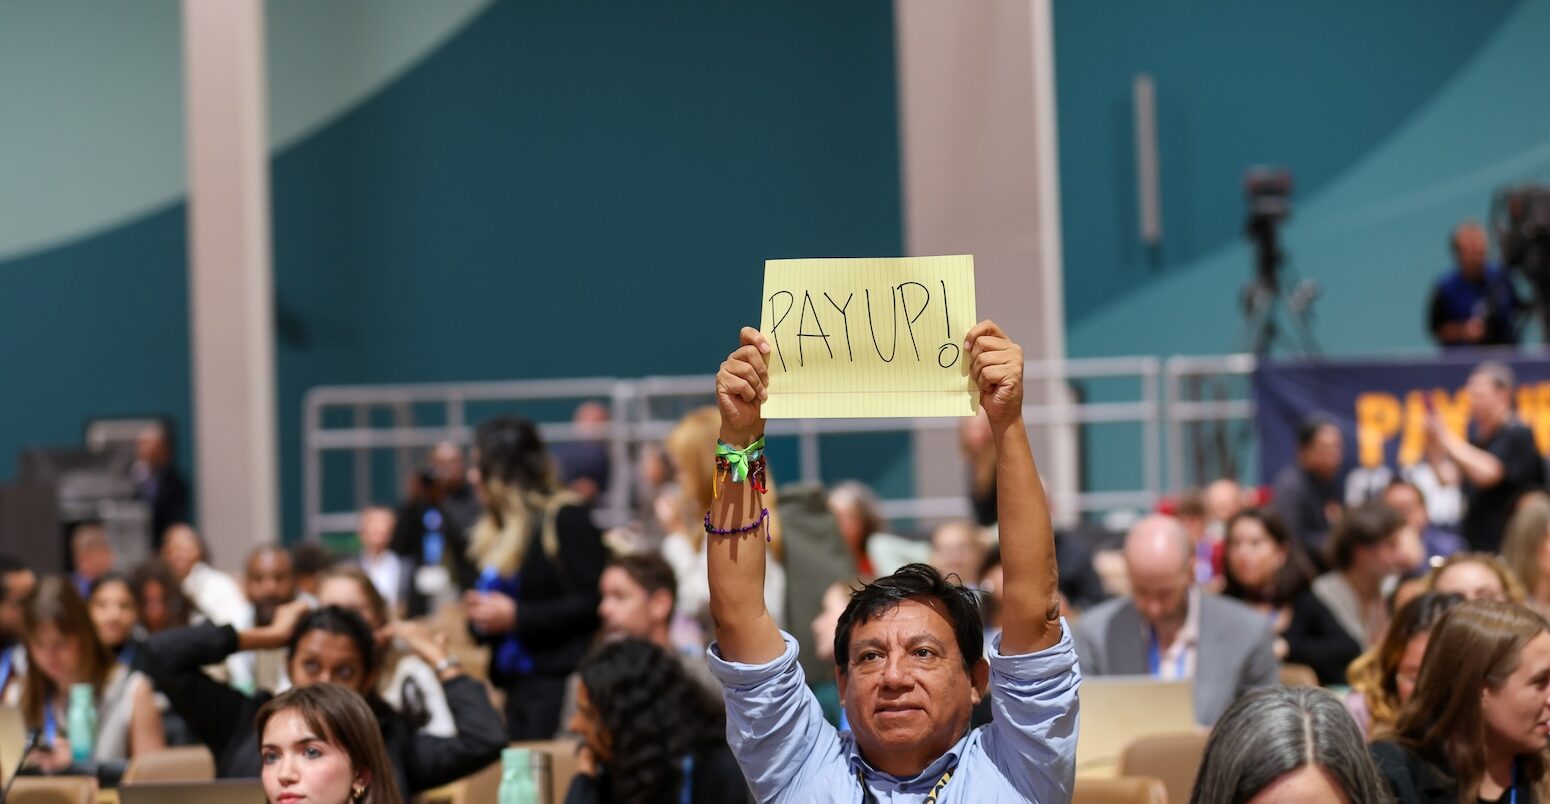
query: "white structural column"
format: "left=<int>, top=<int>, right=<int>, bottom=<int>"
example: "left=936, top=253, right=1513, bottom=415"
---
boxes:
left=895, top=0, right=1076, bottom=524
left=181, top=0, right=278, bottom=569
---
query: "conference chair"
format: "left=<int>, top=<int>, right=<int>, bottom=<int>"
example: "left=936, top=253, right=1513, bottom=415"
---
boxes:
left=1278, top=663, right=1319, bottom=687
left=1117, top=732, right=1210, bottom=804
left=4, top=776, right=97, bottom=804
left=1073, top=776, right=1168, bottom=804
left=120, top=745, right=217, bottom=783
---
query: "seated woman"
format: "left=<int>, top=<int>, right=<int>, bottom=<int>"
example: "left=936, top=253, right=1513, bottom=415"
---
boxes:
left=565, top=638, right=745, bottom=804
left=1371, top=600, right=1550, bottom=802
left=314, top=566, right=455, bottom=736
left=1221, top=508, right=1359, bottom=684
left=1343, top=591, right=1462, bottom=738
left=1191, top=685, right=1388, bottom=802
left=139, top=601, right=505, bottom=795
left=257, top=684, right=403, bottom=804
left=3, top=576, right=165, bottom=770
left=87, top=573, right=143, bottom=667
left=127, top=559, right=195, bottom=634
left=1425, top=552, right=1524, bottom=603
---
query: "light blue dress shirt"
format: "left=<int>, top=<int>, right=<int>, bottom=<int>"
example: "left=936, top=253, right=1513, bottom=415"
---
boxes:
left=707, top=619, right=1080, bottom=803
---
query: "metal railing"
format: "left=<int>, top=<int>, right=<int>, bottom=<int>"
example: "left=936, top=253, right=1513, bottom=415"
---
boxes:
left=301, top=356, right=1186, bottom=543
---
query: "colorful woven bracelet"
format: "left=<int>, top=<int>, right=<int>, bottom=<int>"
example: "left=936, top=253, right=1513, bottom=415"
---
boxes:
left=703, top=507, right=771, bottom=541
left=713, top=435, right=768, bottom=497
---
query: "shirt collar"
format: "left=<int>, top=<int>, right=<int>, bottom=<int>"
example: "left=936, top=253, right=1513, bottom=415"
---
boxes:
left=1181, top=587, right=1202, bottom=646
left=845, top=728, right=971, bottom=791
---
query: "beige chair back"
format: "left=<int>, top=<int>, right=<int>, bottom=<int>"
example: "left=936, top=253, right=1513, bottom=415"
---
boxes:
left=6, top=775, right=98, bottom=804
left=435, top=739, right=580, bottom=804
left=1073, top=776, right=1169, bottom=804
left=1279, top=663, right=1320, bottom=687
left=121, top=745, right=217, bottom=783
left=1118, top=731, right=1210, bottom=804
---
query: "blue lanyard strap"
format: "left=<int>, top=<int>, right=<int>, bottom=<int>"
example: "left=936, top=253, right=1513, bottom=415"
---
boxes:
left=1147, top=628, right=1189, bottom=678
left=42, top=697, right=57, bottom=746
left=680, top=755, right=694, bottom=804
left=0, top=648, right=14, bottom=695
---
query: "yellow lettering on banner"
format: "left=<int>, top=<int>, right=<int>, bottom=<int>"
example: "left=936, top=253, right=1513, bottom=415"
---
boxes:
left=1356, top=393, right=1400, bottom=468
left=1431, top=388, right=1471, bottom=439
left=759, top=256, right=977, bottom=419
left=1522, top=382, right=1550, bottom=453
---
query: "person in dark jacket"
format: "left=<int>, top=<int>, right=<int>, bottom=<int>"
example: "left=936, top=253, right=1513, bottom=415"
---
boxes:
left=1221, top=508, right=1361, bottom=684
left=1270, top=415, right=1345, bottom=567
left=565, top=639, right=746, bottom=804
left=139, top=600, right=506, bottom=796
left=461, top=415, right=607, bottom=740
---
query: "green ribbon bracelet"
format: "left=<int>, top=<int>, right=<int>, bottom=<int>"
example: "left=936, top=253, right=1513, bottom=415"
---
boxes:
left=715, top=435, right=766, bottom=483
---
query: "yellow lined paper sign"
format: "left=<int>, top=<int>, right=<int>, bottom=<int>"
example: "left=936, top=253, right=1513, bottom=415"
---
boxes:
left=759, top=255, right=977, bottom=418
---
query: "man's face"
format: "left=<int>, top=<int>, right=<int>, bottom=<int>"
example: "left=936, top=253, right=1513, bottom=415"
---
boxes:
left=1467, top=373, right=1511, bottom=425
left=358, top=510, right=395, bottom=555
left=161, top=526, right=202, bottom=581
left=1353, top=534, right=1405, bottom=580
left=597, top=567, right=664, bottom=641
left=246, top=551, right=296, bottom=626
left=0, top=569, right=36, bottom=640
left=430, top=444, right=465, bottom=486
left=1382, top=485, right=1428, bottom=531
left=1128, top=558, right=1193, bottom=632
left=1301, top=426, right=1343, bottom=480
left=1455, top=225, right=1489, bottom=276
left=836, top=598, right=983, bottom=773
left=136, top=428, right=169, bottom=467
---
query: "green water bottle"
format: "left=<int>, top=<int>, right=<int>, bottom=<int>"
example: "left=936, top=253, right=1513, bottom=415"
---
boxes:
left=67, top=683, right=96, bottom=765
left=497, top=747, right=539, bottom=804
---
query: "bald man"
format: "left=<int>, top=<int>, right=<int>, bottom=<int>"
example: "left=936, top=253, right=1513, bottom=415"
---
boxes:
left=1073, top=515, right=1278, bottom=726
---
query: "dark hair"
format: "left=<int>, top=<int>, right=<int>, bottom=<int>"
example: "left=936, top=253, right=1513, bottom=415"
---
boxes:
left=1191, top=686, right=1389, bottom=804
left=289, top=543, right=337, bottom=578
left=256, top=684, right=403, bottom=804
left=1221, top=508, right=1316, bottom=606
left=127, top=558, right=193, bottom=631
left=606, top=554, right=678, bottom=611
left=834, top=563, right=982, bottom=676
left=577, top=639, right=725, bottom=804
left=0, top=554, right=28, bottom=603
left=1296, top=414, right=1339, bottom=450
left=287, top=605, right=376, bottom=673
left=475, top=415, right=560, bottom=496
left=1327, top=502, right=1402, bottom=571
left=89, top=571, right=132, bottom=599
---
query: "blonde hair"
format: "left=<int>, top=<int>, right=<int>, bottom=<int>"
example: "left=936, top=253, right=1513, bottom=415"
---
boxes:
left=663, top=406, right=781, bottom=557
left=469, top=478, right=579, bottom=576
left=1425, top=552, right=1526, bottom=604
left=1502, top=494, right=1550, bottom=603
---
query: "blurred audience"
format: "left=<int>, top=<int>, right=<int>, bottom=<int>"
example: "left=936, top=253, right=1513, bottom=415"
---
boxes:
left=1312, top=502, right=1407, bottom=649
left=0, top=554, right=38, bottom=672
left=1425, top=551, right=1523, bottom=603
left=5, top=576, right=165, bottom=769
left=69, top=521, right=115, bottom=598
left=1427, top=361, right=1545, bottom=552
left=131, top=422, right=190, bottom=549
left=552, top=401, right=613, bottom=505
left=807, top=581, right=851, bottom=729
left=1271, top=414, right=1345, bottom=565
left=231, top=544, right=300, bottom=693
left=161, top=524, right=246, bottom=626
left=1221, top=509, right=1358, bottom=684
left=566, top=638, right=746, bottom=804
left=392, top=442, right=476, bottom=608
left=290, top=543, right=337, bottom=599
left=1371, top=600, right=1550, bottom=802
left=1343, top=591, right=1463, bottom=738
left=1074, top=515, right=1277, bottom=726
left=1191, top=685, right=1389, bottom=804
left=1503, top=493, right=1550, bottom=617
left=461, top=415, right=605, bottom=741
left=127, top=558, right=193, bottom=634
left=960, top=409, right=998, bottom=527
left=827, top=481, right=928, bottom=578
left=1429, top=221, right=1520, bottom=348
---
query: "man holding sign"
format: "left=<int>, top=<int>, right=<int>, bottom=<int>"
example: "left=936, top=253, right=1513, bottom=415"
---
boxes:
left=705, top=312, right=1078, bottom=802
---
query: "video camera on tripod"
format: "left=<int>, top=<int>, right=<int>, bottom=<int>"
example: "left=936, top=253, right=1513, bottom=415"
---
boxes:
left=1241, top=167, right=1319, bottom=356
left=1491, top=185, right=1550, bottom=342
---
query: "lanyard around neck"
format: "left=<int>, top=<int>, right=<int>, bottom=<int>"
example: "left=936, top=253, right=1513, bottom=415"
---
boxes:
left=857, top=766, right=953, bottom=804
left=1148, top=627, right=1189, bottom=678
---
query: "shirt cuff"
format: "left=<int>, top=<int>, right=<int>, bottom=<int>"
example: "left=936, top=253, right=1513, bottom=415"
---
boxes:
left=706, top=631, right=801, bottom=689
left=986, top=618, right=1077, bottom=680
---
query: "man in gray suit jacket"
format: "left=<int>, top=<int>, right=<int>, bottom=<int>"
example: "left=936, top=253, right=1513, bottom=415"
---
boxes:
left=1074, top=515, right=1278, bottom=726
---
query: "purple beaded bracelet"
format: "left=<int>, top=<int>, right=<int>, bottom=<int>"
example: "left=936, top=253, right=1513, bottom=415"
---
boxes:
left=704, top=507, right=771, bottom=541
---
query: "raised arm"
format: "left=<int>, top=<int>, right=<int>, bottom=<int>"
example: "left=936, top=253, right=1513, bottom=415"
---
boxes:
left=967, top=321, right=1061, bottom=655
left=707, top=326, right=786, bottom=664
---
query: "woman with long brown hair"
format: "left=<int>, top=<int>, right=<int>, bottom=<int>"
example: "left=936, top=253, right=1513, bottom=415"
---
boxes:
left=3, top=576, right=165, bottom=770
left=1372, top=600, right=1550, bottom=802
left=1344, top=591, right=1463, bottom=738
left=258, top=683, right=403, bottom=804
